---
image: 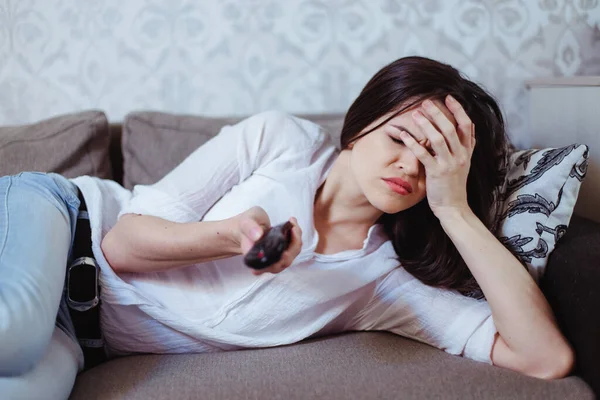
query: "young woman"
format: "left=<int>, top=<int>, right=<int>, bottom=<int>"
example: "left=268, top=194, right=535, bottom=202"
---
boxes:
left=0, top=56, right=574, bottom=398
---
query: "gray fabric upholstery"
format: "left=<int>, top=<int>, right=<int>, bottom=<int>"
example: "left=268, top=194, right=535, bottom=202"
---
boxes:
left=0, top=110, right=112, bottom=179
left=70, top=332, right=593, bottom=400
left=121, top=111, right=345, bottom=189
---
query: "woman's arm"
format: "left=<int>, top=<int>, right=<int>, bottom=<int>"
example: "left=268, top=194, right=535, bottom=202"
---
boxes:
left=101, top=214, right=240, bottom=273
left=104, top=111, right=326, bottom=273
left=437, top=207, right=574, bottom=379
left=397, top=96, right=574, bottom=379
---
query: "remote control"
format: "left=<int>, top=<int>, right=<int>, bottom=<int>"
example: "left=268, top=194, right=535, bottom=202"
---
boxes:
left=243, top=221, right=294, bottom=270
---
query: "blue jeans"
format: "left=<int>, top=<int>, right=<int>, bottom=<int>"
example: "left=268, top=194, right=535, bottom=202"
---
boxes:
left=0, top=172, right=84, bottom=399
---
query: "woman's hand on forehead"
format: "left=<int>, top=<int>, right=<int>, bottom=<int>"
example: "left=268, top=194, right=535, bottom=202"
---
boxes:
left=408, top=99, right=458, bottom=135
left=388, top=98, right=458, bottom=145
left=428, top=99, right=458, bottom=128
left=388, top=94, right=477, bottom=217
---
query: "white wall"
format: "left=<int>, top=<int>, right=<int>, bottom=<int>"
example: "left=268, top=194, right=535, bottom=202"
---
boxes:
left=0, top=0, right=598, bottom=147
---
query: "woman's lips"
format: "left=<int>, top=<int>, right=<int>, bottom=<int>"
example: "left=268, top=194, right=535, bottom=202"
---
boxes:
left=383, top=179, right=411, bottom=195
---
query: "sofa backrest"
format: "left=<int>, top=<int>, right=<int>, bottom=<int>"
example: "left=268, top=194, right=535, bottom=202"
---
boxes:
left=118, top=111, right=345, bottom=190
left=2, top=109, right=599, bottom=224
left=0, top=110, right=113, bottom=180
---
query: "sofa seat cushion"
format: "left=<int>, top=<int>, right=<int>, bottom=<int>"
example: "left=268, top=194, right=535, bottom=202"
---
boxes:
left=69, top=332, right=593, bottom=400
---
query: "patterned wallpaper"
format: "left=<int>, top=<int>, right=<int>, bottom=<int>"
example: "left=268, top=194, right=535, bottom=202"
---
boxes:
left=0, top=0, right=599, bottom=146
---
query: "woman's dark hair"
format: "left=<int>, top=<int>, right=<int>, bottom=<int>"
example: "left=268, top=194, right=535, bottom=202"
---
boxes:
left=341, top=56, right=510, bottom=300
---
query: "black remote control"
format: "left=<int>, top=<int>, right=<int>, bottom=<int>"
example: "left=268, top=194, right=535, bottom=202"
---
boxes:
left=243, top=221, right=294, bottom=270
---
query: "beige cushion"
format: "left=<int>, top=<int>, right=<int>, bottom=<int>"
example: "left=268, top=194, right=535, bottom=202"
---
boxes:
left=69, top=332, right=593, bottom=400
left=0, top=110, right=112, bottom=179
left=121, top=111, right=345, bottom=190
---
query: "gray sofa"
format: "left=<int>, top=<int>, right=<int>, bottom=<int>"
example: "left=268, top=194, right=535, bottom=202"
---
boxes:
left=0, top=110, right=597, bottom=399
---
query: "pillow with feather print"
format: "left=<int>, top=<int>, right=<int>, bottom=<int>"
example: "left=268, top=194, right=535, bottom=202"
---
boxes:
left=494, top=143, right=589, bottom=284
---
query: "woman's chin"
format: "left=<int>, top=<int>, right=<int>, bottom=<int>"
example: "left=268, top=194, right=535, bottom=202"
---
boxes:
left=370, top=195, right=415, bottom=215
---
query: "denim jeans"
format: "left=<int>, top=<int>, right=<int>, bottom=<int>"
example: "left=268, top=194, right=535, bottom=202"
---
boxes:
left=0, top=172, right=85, bottom=399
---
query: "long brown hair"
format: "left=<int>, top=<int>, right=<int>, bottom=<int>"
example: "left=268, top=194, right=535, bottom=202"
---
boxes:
left=341, top=56, right=510, bottom=299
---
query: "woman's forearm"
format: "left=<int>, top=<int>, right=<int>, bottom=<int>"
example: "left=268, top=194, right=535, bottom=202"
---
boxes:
left=437, top=208, right=573, bottom=372
left=100, top=214, right=240, bottom=273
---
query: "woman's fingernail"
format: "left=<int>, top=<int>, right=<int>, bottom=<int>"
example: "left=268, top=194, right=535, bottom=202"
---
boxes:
left=252, top=228, right=262, bottom=240
left=447, top=94, right=457, bottom=103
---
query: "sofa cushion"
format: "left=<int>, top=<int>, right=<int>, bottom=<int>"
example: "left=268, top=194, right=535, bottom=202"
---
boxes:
left=0, top=110, right=113, bottom=179
left=69, top=331, right=593, bottom=400
left=121, top=111, right=345, bottom=190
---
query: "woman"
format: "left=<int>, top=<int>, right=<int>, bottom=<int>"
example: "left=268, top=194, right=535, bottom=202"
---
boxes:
left=0, top=56, right=574, bottom=398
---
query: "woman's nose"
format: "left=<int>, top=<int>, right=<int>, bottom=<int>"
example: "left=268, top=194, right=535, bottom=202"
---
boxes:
left=398, top=151, right=421, bottom=176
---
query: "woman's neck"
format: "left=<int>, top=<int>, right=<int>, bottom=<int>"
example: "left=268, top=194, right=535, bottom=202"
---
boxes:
left=313, top=150, right=383, bottom=231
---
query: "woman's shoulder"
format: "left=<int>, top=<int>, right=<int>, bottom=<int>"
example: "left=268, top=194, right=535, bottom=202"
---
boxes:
left=244, top=110, right=328, bottom=149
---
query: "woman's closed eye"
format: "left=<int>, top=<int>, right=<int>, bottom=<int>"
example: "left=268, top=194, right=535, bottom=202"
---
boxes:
left=389, top=135, right=405, bottom=145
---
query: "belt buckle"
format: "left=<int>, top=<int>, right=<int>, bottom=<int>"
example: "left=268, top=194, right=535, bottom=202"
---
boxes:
left=67, top=257, right=100, bottom=312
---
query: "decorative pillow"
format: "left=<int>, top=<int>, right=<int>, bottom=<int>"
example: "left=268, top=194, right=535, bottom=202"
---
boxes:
left=0, top=110, right=113, bottom=179
left=122, top=111, right=345, bottom=190
left=495, top=144, right=589, bottom=283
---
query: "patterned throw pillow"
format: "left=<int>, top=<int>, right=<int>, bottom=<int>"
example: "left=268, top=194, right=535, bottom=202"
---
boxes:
left=494, top=144, right=589, bottom=283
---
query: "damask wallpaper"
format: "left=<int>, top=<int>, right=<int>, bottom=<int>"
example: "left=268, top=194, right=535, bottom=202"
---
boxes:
left=0, top=0, right=599, bottom=146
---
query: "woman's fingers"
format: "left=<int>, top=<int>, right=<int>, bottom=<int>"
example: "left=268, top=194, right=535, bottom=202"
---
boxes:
left=445, top=95, right=476, bottom=150
left=420, top=99, right=463, bottom=156
left=412, top=109, right=452, bottom=161
left=398, top=130, right=435, bottom=169
left=251, top=217, right=302, bottom=275
left=276, top=217, right=302, bottom=269
left=289, top=217, right=302, bottom=256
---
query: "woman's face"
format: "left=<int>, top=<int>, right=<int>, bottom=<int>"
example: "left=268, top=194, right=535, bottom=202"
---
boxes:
left=347, top=99, right=454, bottom=215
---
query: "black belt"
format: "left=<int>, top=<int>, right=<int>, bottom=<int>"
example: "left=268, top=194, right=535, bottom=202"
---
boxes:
left=67, top=188, right=106, bottom=370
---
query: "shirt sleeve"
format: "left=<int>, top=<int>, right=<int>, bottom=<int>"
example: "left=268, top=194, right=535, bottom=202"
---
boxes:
left=118, top=110, right=325, bottom=223
left=352, top=268, right=498, bottom=365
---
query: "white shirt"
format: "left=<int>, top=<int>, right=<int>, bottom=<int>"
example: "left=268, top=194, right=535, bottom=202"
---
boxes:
left=70, top=110, right=497, bottom=364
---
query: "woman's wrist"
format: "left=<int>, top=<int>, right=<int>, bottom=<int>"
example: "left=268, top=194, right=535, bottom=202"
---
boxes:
left=434, top=205, right=474, bottom=225
left=217, top=217, right=244, bottom=256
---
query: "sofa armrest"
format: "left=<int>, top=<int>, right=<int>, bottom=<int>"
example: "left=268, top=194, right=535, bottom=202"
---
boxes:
left=540, top=214, right=600, bottom=395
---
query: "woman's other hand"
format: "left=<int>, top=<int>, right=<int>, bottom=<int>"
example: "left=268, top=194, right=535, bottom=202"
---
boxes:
left=395, top=95, right=476, bottom=219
